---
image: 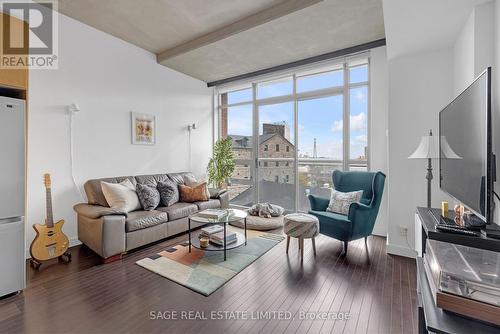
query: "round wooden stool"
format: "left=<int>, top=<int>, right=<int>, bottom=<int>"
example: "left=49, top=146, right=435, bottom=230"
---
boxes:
left=283, top=213, right=319, bottom=261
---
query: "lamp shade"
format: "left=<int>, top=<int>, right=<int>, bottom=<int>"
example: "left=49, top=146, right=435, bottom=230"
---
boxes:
left=408, top=133, right=461, bottom=160
left=408, top=135, right=439, bottom=159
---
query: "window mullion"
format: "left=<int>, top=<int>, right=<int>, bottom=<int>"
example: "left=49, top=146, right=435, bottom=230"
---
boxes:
left=343, top=61, right=350, bottom=171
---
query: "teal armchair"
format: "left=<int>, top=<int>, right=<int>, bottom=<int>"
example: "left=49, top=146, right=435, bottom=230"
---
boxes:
left=308, top=170, right=386, bottom=255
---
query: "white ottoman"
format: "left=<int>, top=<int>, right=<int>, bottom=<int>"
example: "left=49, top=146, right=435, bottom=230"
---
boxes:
left=283, top=213, right=319, bottom=261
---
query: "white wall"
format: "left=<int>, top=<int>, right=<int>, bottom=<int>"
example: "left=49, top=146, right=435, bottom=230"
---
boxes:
left=453, top=11, right=475, bottom=94
left=474, top=2, right=495, bottom=76
left=453, top=1, right=494, bottom=95
left=386, top=49, right=454, bottom=257
left=370, top=46, right=389, bottom=236
left=27, top=13, right=212, bottom=253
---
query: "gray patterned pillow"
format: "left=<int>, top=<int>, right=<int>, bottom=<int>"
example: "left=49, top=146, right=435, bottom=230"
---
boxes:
left=136, top=184, right=160, bottom=211
left=157, top=180, right=179, bottom=207
left=326, top=189, right=363, bottom=215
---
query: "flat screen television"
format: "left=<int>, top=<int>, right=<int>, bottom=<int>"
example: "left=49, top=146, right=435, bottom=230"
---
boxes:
left=439, top=67, right=494, bottom=224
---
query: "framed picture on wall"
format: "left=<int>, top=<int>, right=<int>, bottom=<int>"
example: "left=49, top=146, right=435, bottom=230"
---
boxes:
left=131, top=112, right=156, bottom=145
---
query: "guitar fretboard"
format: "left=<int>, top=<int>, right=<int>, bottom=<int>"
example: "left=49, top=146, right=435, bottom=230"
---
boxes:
left=46, top=188, right=54, bottom=228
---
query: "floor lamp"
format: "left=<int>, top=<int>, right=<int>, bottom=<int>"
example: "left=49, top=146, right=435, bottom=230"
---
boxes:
left=408, top=129, right=461, bottom=208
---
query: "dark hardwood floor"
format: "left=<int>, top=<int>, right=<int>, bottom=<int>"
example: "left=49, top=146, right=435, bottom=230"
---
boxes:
left=0, top=232, right=417, bottom=334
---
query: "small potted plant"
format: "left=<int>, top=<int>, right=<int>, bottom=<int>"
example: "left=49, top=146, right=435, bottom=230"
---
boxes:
left=207, top=137, right=235, bottom=189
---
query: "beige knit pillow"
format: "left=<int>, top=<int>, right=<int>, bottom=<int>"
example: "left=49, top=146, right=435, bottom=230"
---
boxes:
left=326, top=189, right=363, bottom=215
left=101, top=179, right=141, bottom=212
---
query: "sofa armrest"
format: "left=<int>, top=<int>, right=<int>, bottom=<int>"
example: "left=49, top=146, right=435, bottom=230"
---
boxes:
left=77, top=214, right=126, bottom=259
left=208, top=188, right=229, bottom=208
left=308, top=194, right=330, bottom=212
left=208, top=188, right=227, bottom=199
left=74, top=203, right=128, bottom=219
left=218, top=191, right=229, bottom=209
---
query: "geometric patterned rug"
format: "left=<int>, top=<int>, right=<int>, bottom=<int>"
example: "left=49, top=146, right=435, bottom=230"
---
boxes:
left=136, top=227, right=284, bottom=296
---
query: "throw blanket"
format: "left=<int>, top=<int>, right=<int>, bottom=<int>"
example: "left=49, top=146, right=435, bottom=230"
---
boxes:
left=248, top=203, right=284, bottom=218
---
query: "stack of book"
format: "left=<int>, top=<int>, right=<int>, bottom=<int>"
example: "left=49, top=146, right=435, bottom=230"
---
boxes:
left=197, top=209, right=227, bottom=220
left=210, top=231, right=237, bottom=246
left=199, top=225, right=223, bottom=238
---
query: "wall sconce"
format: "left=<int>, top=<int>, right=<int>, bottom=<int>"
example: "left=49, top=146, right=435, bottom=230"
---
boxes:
left=187, top=123, right=196, bottom=171
left=67, top=103, right=80, bottom=114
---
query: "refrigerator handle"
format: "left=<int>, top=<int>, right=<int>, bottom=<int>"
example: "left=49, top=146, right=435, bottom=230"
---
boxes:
left=0, top=216, right=24, bottom=224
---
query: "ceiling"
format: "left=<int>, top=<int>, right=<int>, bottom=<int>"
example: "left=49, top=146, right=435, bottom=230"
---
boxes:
left=383, top=0, right=491, bottom=60
left=48, top=0, right=385, bottom=83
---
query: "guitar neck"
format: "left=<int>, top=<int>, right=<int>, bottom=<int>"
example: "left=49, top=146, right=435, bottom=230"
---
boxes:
left=46, top=188, right=54, bottom=228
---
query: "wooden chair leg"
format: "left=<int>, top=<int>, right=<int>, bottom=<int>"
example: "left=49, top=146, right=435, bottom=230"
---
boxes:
left=343, top=241, right=348, bottom=255
left=300, top=237, right=304, bottom=261
left=286, top=236, right=290, bottom=254
left=312, top=237, right=316, bottom=256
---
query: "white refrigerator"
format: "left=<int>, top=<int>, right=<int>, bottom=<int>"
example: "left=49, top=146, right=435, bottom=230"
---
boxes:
left=0, top=96, right=26, bottom=298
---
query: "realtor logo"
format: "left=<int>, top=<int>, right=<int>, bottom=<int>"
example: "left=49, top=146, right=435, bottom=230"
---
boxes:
left=1, top=0, right=58, bottom=69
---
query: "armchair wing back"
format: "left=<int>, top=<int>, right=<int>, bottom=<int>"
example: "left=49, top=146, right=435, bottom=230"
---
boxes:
left=308, top=170, right=386, bottom=254
left=334, top=170, right=386, bottom=238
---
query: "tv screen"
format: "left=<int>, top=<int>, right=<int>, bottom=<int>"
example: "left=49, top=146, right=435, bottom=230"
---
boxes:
left=439, top=68, right=491, bottom=221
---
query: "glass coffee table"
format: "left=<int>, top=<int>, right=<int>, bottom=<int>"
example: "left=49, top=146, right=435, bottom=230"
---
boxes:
left=188, top=209, right=248, bottom=261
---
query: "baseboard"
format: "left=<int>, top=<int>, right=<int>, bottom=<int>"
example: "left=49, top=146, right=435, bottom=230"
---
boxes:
left=386, top=243, right=417, bottom=259
left=25, top=236, right=81, bottom=259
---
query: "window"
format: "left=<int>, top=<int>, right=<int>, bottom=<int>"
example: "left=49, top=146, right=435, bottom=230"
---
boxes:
left=227, top=87, right=252, bottom=104
left=297, top=69, right=343, bottom=93
left=218, top=57, right=370, bottom=211
left=349, top=64, right=368, bottom=84
left=257, top=77, right=293, bottom=99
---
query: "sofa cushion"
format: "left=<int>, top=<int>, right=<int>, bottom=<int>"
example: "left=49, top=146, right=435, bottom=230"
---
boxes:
left=135, top=174, right=169, bottom=187
left=136, top=183, right=161, bottom=211
left=101, top=179, right=141, bottom=213
left=179, top=182, right=209, bottom=203
left=84, top=176, right=136, bottom=207
left=157, top=202, right=198, bottom=220
left=125, top=210, right=168, bottom=232
left=195, top=199, right=221, bottom=211
left=167, top=172, right=194, bottom=185
left=184, top=174, right=210, bottom=199
left=157, top=180, right=179, bottom=206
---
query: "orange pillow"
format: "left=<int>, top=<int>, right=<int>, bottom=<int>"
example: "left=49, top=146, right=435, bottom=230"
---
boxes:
left=179, top=182, right=209, bottom=202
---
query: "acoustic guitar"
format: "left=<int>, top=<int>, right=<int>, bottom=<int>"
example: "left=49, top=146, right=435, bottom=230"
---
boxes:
left=29, top=174, right=71, bottom=269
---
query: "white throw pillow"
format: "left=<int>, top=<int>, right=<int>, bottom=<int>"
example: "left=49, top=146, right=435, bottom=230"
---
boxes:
left=326, top=189, right=363, bottom=215
left=101, top=179, right=141, bottom=212
left=184, top=174, right=211, bottom=199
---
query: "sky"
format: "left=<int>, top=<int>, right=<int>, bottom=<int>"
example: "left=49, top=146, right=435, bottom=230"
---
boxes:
left=226, top=65, right=368, bottom=161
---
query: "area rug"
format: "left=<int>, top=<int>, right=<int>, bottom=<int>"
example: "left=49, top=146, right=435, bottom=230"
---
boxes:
left=136, top=228, right=284, bottom=296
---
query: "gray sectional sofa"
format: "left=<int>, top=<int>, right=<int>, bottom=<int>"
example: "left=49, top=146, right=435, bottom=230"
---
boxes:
left=73, top=172, right=228, bottom=262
